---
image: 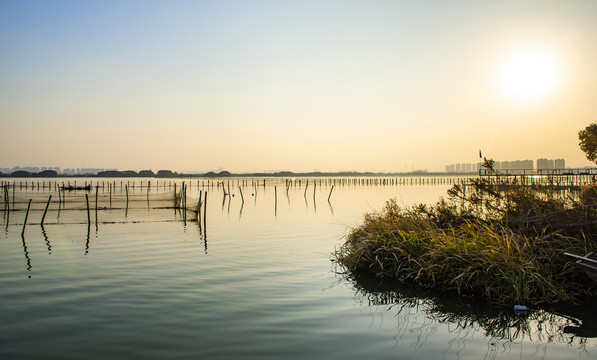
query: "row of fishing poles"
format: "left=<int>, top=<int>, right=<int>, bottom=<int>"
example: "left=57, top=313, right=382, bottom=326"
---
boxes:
left=4, top=172, right=595, bottom=194
left=0, top=176, right=472, bottom=193
left=219, top=179, right=336, bottom=203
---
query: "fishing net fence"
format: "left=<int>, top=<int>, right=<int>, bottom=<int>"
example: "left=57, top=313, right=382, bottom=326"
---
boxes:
left=1, top=179, right=208, bottom=225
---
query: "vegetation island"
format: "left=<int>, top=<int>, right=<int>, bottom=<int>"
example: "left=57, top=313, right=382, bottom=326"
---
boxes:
left=335, top=124, right=597, bottom=308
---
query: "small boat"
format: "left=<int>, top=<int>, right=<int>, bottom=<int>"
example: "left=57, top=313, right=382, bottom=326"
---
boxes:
left=564, top=252, right=597, bottom=282
left=61, top=185, right=91, bottom=191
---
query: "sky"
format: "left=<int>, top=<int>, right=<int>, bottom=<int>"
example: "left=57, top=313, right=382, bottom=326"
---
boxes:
left=1, top=0, right=597, bottom=173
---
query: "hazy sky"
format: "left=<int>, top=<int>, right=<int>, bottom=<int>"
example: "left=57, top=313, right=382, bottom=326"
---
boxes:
left=2, top=0, right=597, bottom=173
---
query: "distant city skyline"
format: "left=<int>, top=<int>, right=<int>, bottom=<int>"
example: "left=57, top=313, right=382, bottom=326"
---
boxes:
left=445, top=157, right=568, bottom=173
left=2, top=156, right=588, bottom=176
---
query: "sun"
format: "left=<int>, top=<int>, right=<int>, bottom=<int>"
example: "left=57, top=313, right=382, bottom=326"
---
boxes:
left=494, top=48, right=563, bottom=103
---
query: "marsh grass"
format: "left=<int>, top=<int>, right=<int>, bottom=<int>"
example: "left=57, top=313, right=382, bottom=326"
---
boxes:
left=335, top=178, right=597, bottom=306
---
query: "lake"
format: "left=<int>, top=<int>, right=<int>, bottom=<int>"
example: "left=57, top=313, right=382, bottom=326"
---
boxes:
left=1, top=177, right=595, bottom=359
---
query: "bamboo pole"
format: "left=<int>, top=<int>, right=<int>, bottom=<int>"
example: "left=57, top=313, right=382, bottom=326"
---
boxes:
left=328, top=185, right=334, bottom=202
left=95, top=186, right=98, bottom=224
left=85, top=194, right=91, bottom=226
left=22, top=199, right=32, bottom=237
left=40, top=195, right=52, bottom=226
left=203, top=191, right=207, bottom=220
left=183, top=182, right=187, bottom=210
left=4, top=185, right=9, bottom=213
left=196, top=190, right=203, bottom=215
left=173, top=182, right=177, bottom=208
left=275, top=185, right=277, bottom=217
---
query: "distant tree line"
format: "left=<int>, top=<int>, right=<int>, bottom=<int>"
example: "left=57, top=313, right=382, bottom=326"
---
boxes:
left=0, top=169, right=176, bottom=178
left=1, top=168, right=447, bottom=178
left=0, top=169, right=61, bottom=177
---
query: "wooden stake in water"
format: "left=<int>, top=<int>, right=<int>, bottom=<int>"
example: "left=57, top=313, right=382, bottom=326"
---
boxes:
left=196, top=190, right=203, bottom=216
left=328, top=185, right=334, bottom=202
left=22, top=199, right=32, bottom=237
left=275, top=185, right=277, bottom=217
left=85, top=194, right=91, bottom=226
left=4, top=185, right=9, bottom=213
left=95, top=186, right=99, bottom=224
left=182, top=183, right=186, bottom=222
left=40, top=195, right=52, bottom=226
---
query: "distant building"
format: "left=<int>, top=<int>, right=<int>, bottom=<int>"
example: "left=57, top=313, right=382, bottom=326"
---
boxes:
left=446, top=159, right=536, bottom=173
left=511, top=160, right=533, bottom=171
left=444, top=162, right=480, bottom=173
left=537, top=158, right=555, bottom=170
left=446, top=158, right=568, bottom=174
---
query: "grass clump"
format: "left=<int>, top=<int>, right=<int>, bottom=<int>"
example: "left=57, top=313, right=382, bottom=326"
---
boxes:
left=335, top=179, right=597, bottom=306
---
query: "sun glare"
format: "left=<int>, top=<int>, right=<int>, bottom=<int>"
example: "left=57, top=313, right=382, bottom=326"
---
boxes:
left=495, top=48, right=563, bottom=103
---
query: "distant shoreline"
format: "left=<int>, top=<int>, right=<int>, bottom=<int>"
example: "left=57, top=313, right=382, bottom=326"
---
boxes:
left=1, top=169, right=476, bottom=178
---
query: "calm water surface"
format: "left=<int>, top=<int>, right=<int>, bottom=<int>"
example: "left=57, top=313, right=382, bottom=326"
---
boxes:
left=1, top=177, right=595, bottom=359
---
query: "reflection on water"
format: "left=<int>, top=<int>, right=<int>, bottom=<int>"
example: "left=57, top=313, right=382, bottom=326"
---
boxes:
left=4, top=209, right=9, bottom=235
left=20, top=234, right=31, bottom=272
left=41, top=225, right=51, bottom=254
left=341, top=271, right=596, bottom=357
left=195, top=210, right=208, bottom=254
left=85, top=223, right=90, bottom=255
